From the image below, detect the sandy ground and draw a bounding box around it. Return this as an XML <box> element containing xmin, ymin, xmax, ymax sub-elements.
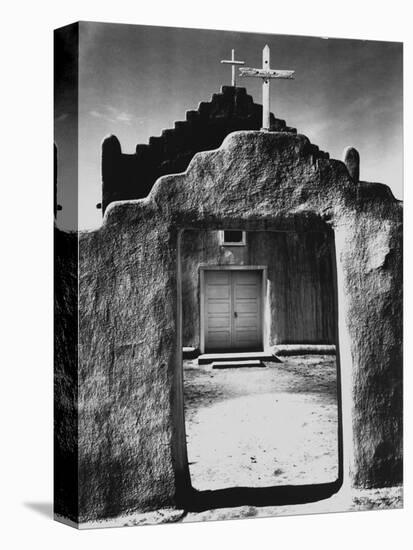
<box><xmin>184</xmin><ymin>355</ymin><xmax>339</xmax><ymax>491</ymax></box>
<box><xmin>73</xmin><ymin>355</ymin><xmax>403</xmax><ymax>529</ymax></box>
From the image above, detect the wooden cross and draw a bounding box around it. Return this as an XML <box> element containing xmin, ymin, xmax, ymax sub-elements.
<box><xmin>240</xmin><ymin>45</ymin><xmax>294</xmax><ymax>130</ymax></box>
<box><xmin>221</xmin><ymin>49</ymin><xmax>245</xmax><ymax>87</ymax></box>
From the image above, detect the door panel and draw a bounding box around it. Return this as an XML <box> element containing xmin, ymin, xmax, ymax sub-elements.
<box><xmin>204</xmin><ymin>270</ymin><xmax>262</xmax><ymax>352</ymax></box>
<box><xmin>205</xmin><ymin>271</ymin><xmax>232</xmax><ymax>350</ymax></box>
<box><xmin>232</xmin><ymin>271</ymin><xmax>262</xmax><ymax>350</ymax></box>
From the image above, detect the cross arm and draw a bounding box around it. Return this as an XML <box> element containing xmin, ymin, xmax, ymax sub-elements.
<box><xmin>269</xmin><ymin>69</ymin><xmax>295</xmax><ymax>79</ymax></box>
<box><xmin>239</xmin><ymin>67</ymin><xmax>295</xmax><ymax>79</ymax></box>
<box><xmin>221</xmin><ymin>59</ymin><xmax>245</xmax><ymax>65</ymax></box>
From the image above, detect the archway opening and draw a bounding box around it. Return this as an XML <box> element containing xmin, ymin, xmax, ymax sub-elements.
<box><xmin>177</xmin><ymin>226</ymin><xmax>343</xmax><ymax>509</ymax></box>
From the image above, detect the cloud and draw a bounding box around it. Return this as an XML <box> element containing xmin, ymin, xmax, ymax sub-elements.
<box><xmin>115</xmin><ymin>112</ymin><xmax>133</xmax><ymax>123</ymax></box>
<box><xmin>90</xmin><ymin>110</ymin><xmax>104</xmax><ymax>119</ymax></box>
<box><xmin>89</xmin><ymin>105</ymin><xmax>134</xmax><ymax>125</ymax></box>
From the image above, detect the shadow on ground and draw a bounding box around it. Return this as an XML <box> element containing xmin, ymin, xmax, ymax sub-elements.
<box><xmin>23</xmin><ymin>502</ymin><xmax>53</xmax><ymax>519</ymax></box>
<box><xmin>180</xmin><ymin>480</ymin><xmax>342</xmax><ymax>512</ymax></box>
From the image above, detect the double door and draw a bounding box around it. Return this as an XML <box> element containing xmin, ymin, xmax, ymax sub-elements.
<box><xmin>203</xmin><ymin>270</ymin><xmax>263</xmax><ymax>352</ymax></box>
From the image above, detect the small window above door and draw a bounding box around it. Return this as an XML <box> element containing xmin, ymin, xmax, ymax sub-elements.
<box><xmin>220</xmin><ymin>230</ymin><xmax>246</xmax><ymax>246</ymax></box>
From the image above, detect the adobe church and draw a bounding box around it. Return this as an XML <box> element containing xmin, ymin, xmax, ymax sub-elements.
<box><xmin>98</xmin><ymin>64</ymin><xmax>336</xmax><ymax>356</ymax></box>
<box><xmin>54</xmin><ymin>48</ymin><xmax>403</xmax><ymax>526</ymax></box>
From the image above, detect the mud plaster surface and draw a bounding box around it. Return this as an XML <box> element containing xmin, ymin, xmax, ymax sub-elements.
<box><xmin>184</xmin><ymin>355</ymin><xmax>339</xmax><ymax>491</ymax></box>
<box><xmin>69</xmin><ymin>131</ymin><xmax>402</xmax><ymax>522</ymax></box>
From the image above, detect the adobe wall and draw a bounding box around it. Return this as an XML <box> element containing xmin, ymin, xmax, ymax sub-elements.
<box><xmin>181</xmin><ymin>230</ymin><xmax>336</xmax><ymax>348</ymax></box>
<box><xmin>54</xmin><ymin>227</ymin><xmax>79</xmax><ymax>522</ymax></box>
<box><xmin>77</xmin><ymin>131</ymin><xmax>402</xmax><ymax>522</ymax></box>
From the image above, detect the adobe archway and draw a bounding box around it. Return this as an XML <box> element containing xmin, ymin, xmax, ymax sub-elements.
<box><xmin>71</xmin><ymin>130</ymin><xmax>402</xmax><ymax>523</ymax></box>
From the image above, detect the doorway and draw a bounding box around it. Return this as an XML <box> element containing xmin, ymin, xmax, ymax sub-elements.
<box><xmin>201</xmin><ymin>268</ymin><xmax>264</xmax><ymax>353</ymax></box>
<box><xmin>180</xmin><ymin>228</ymin><xmax>341</xmax><ymax>501</ymax></box>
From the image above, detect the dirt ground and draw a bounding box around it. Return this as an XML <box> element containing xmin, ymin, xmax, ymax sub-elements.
<box><xmin>80</xmin><ymin>355</ymin><xmax>403</xmax><ymax>529</ymax></box>
<box><xmin>184</xmin><ymin>355</ymin><xmax>339</xmax><ymax>491</ymax></box>
<box><xmin>76</xmin><ymin>354</ymin><xmax>403</xmax><ymax>529</ymax></box>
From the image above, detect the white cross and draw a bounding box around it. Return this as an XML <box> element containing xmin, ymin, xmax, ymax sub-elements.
<box><xmin>240</xmin><ymin>45</ymin><xmax>295</xmax><ymax>131</ymax></box>
<box><xmin>221</xmin><ymin>49</ymin><xmax>245</xmax><ymax>87</ymax></box>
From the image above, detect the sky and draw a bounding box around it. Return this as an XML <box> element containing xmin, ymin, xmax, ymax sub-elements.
<box><xmin>54</xmin><ymin>22</ymin><xmax>403</xmax><ymax>230</ymax></box>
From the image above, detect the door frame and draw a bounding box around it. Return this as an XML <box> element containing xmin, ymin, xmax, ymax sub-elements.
<box><xmin>199</xmin><ymin>265</ymin><xmax>268</xmax><ymax>354</ymax></box>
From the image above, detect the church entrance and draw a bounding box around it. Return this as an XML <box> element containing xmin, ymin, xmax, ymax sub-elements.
<box><xmin>201</xmin><ymin>268</ymin><xmax>264</xmax><ymax>353</ymax></box>
<box><xmin>180</xmin><ymin>227</ymin><xmax>341</xmax><ymax>503</ymax></box>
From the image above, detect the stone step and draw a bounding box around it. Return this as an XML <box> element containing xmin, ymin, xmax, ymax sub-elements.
<box><xmin>198</xmin><ymin>351</ymin><xmax>279</xmax><ymax>365</ymax></box>
<box><xmin>272</xmin><ymin>344</ymin><xmax>336</xmax><ymax>356</ymax></box>
<box><xmin>212</xmin><ymin>360</ymin><xmax>264</xmax><ymax>369</ymax></box>
<box><xmin>183</xmin><ymin>347</ymin><xmax>199</xmax><ymax>359</ymax></box>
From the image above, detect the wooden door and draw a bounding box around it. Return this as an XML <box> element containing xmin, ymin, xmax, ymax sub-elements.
<box><xmin>232</xmin><ymin>270</ymin><xmax>262</xmax><ymax>350</ymax></box>
<box><xmin>204</xmin><ymin>270</ymin><xmax>262</xmax><ymax>352</ymax></box>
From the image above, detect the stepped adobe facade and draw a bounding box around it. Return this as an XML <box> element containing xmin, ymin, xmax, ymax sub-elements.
<box><xmin>100</xmin><ymin>86</ymin><xmax>330</xmax><ymax>213</ymax></box>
